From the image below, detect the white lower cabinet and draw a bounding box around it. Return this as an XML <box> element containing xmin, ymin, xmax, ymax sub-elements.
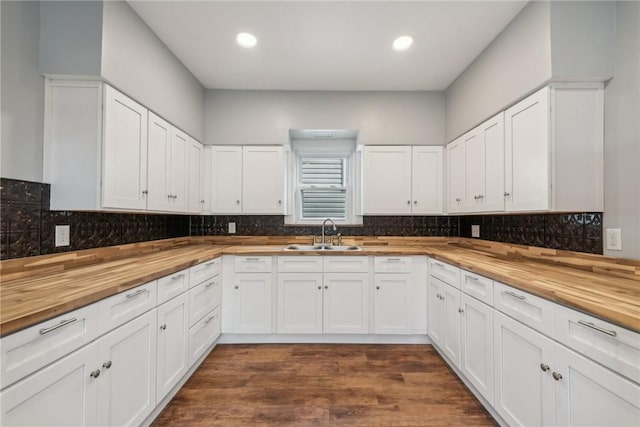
<box><xmin>494</xmin><ymin>311</ymin><xmax>555</xmax><ymax>427</ymax></box>
<box><xmin>188</xmin><ymin>307</ymin><xmax>221</xmax><ymax>365</ymax></box>
<box><xmin>323</xmin><ymin>273</ymin><xmax>369</xmax><ymax>334</ymax></box>
<box><xmin>460</xmin><ymin>293</ymin><xmax>494</xmax><ymax>405</ymax></box>
<box><xmin>96</xmin><ymin>310</ymin><xmax>157</xmax><ymax>427</ymax></box>
<box><xmin>277</xmin><ymin>273</ymin><xmax>323</xmax><ymax>334</ymax></box>
<box><xmin>233</xmin><ymin>273</ymin><xmax>273</xmax><ymax>333</ymax></box>
<box><xmin>428</xmin><ymin>276</ymin><xmax>462</xmax><ymax>368</ymax></box>
<box><xmin>554</xmin><ymin>344</ymin><xmax>640</xmax><ymax>427</ymax></box>
<box><xmin>1</xmin><ymin>342</ymin><xmax>99</xmax><ymax>427</ymax></box>
<box><xmin>156</xmin><ymin>293</ymin><xmax>189</xmax><ymax>402</ymax></box>
<box><xmin>374</xmin><ymin>274</ymin><xmax>412</xmax><ymax>334</ymax></box>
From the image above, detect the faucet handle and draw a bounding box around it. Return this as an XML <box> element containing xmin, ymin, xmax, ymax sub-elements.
<box><xmin>336</xmin><ymin>232</ymin><xmax>342</xmax><ymax>246</ymax></box>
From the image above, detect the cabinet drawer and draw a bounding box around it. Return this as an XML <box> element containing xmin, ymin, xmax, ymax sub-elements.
<box><xmin>428</xmin><ymin>258</ymin><xmax>461</xmax><ymax>288</ymax></box>
<box><xmin>323</xmin><ymin>256</ymin><xmax>369</xmax><ymax>273</ymax></box>
<box><xmin>188</xmin><ymin>307</ymin><xmax>220</xmax><ymax>365</ymax></box>
<box><xmin>157</xmin><ymin>270</ymin><xmax>189</xmax><ymax>304</ymax></box>
<box><xmin>0</xmin><ymin>304</ymin><xmax>99</xmax><ymax>389</ymax></box>
<box><xmin>555</xmin><ymin>305</ymin><xmax>640</xmax><ymax>384</ymax></box>
<box><xmin>188</xmin><ymin>276</ymin><xmax>221</xmax><ymax>327</ymax></box>
<box><xmin>234</xmin><ymin>256</ymin><xmax>272</xmax><ymax>273</ymax></box>
<box><xmin>97</xmin><ymin>281</ymin><xmax>157</xmax><ymax>335</ymax></box>
<box><xmin>460</xmin><ymin>271</ymin><xmax>493</xmax><ymax>306</ymax></box>
<box><xmin>190</xmin><ymin>257</ymin><xmax>221</xmax><ymax>288</ymax></box>
<box><xmin>493</xmin><ymin>282</ymin><xmax>555</xmax><ymax>337</ymax></box>
<box><xmin>374</xmin><ymin>256</ymin><xmax>412</xmax><ymax>273</ymax></box>
<box><xmin>277</xmin><ymin>256</ymin><xmax>323</xmax><ymax>273</ymax></box>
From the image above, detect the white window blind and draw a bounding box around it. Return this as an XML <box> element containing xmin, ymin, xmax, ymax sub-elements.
<box><xmin>300</xmin><ymin>158</ymin><xmax>347</xmax><ymax>219</ymax></box>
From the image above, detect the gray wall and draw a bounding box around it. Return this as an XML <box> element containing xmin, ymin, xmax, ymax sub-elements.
<box><xmin>205</xmin><ymin>90</ymin><xmax>445</xmax><ymax>146</ymax></box>
<box><xmin>1</xmin><ymin>1</ymin><xmax>45</xmax><ymax>182</ymax></box>
<box><xmin>101</xmin><ymin>1</ymin><xmax>205</xmax><ymax>141</ymax></box>
<box><xmin>445</xmin><ymin>1</ymin><xmax>552</xmax><ymax>141</ymax></box>
<box><xmin>603</xmin><ymin>1</ymin><xmax>640</xmax><ymax>259</ymax></box>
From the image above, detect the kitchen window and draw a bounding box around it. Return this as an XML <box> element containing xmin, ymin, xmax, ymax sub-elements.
<box><xmin>286</xmin><ymin>140</ymin><xmax>362</xmax><ymax>225</ymax></box>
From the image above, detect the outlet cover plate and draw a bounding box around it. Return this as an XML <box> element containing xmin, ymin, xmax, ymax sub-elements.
<box><xmin>228</xmin><ymin>222</ymin><xmax>236</xmax><ymax>234</ymax></box>
<box><xmin>55</xmin><ymin>225</ymin><xmax>70</xmax><ymax>247</ymax></box>
<box><xmin>605</xmin><ymin>228</ymin><xmax>622</xmax><ymax>251</ymax></box>
<box><xmin>471</xmin><ymin>225</ymin><xmax>480</xmax><ymax>238</ymax></box>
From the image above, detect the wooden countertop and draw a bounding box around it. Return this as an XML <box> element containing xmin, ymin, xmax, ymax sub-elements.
<box><xmin>1</xmin><ymin>239</ymin><xmax>639</xmax><ymax>337</ymax></box>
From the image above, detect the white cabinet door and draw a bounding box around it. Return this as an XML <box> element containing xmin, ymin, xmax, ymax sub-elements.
<box><xmin>446</xmin><ymin>137</ymin><xmax>466</xmax><ymax>213</ymax></box>
<box><xmin>323</xmin><ymin>273</ymin><xmax>369</xmax><ymax>334</ymax></box>
<box><xmin>146</xmin><ymin>112</ymin><xmax>172</xmax><ymax>211</ymax></box>
<box><xmin>277</xmin><ymin>273</ymin><xmax>323</xmax><ymax>334</ymax></box>
<box><xmin>463</xmin><ymin>130</ymin><xmax>483</xmax><ymax>212</ymax></box>
<box><xmin>169</xmin><ymin>128</ymin><xmax>188</xmax><ymax>212</ymax></box>
<box><xmin>460</xmin><ymin>294</ymin><xmax>494</xmax><ymax>405</ymax></box>
<box><xmin>442</xmin><ymin>282</ymin><xmax>462</xmax><ymax>368</ymax></box>
<box><xmin>480</xmin><ymin>112</ymin><xmax>505</xmax><ymax>212</ymax></box>
<box><xmin>96</xmin><ymin>310</ymin><xmax>157</xmax><ymax>427</ymax></box>
<box><xmin>233</xmin><ymin>273</ymin><xmax>273</xmax><ymax>333</ymax></box>
<box><xmin>427</xmin><ymin>277</ymin><xmax>444</xmax><ymax>347</ymax></box>
<box><xmin>374</xmin><ymin>274</ymin><xmax>412</xmax><ymax>334</ymax></box>
<box><xmin>201</xmin><ymin>146</ymin><xmax>212</xmax><ymax>213</ymax></box>
<box><xmin>411</xmin><ymin>146</ymin><xmax>443</xmax><ymax>214</ymax></box>
<box><xmin>554</xmin><ymin>344</ymin><xmax>640</xmax><ymax>427</ymax></box>
<box><xmin>242</xmin><ymin>146</ymin><xmax>284</xmax><ymax>214</ymax></box>
<box><xmin>102</xmin><ymin>84</ymin><xmax>148</xmax><ymax>210</ymax></box>
<box><xmin>156</xmin><ymin>293</ymin><xmax>188</xmax><ymax>401</ymax></box>
<box><xmin>187</xmin><ymin>138</ymin><xmax>203</xmax><ymax>213</ymax></box>
<box><xmin>505</xmin><ymin>86</ymin><xmax>550</xmax><ymax>211</ymax></box>
<box><xmin>211</xmin><ymin>146</ymin><xmax>243</xmax><ymax>213</ymax></box>
<box><xmin>0</xmin><ymin>342</ymin><xmax>98</xmax><ymax>427</ymax></box>
<box><xmin>363</xmin><ymin>146</ymin><xmax>412</xmax><ymax>214</ymax></box>
<box><xmin>494</xmin><ymin>311</ymin><xmax>555</xmax><ymax>427</ymax></box>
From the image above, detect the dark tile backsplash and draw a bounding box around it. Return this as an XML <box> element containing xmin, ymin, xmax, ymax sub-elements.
<box><xmin>1</xmin><ymin>178</ymin><xmax>603</xmax><ymax>260</ymax></box>
<box><xmin>0</xmin><ymin>178</ymin><xmax>190</xmax><ymax>260</ymax></box>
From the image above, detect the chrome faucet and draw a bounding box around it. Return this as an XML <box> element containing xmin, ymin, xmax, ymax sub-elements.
<box><xmin>321</xmin><ymin>218</ymin><xmax>337</xmax><ymax>246</ymax></box>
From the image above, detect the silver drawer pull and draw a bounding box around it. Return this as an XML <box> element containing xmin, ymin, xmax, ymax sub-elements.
<box><xmin>171</xmin><ymin>273</ymin><xmax>185</xmax><ymax>280</ymax></box>
<box><xmin>433</xmin><ymin>262</ymin><xmax>444</xmax><ymax>267</ymax></box>
<box><xmin>577</xmin><ymin>320</ymin><xmax>617</xmax><ymax>337</ymax></box>
<box><xmin>126</xmin><ymin>289</ymin><xmax>147</xmax><ymax>299</ymax></box>
<box><xmin>465</xmin><ymin>276</ymin><xmax>479</xmax><ymax>282</ymax></box>
<box><xmin>385</xmin><ymin>258</ymin><xmax>402</xmax><ymax>262</ymax></box>
<box><xmin>205</xmin><ymin>261</ymin><xmax>218</xmax><ymax>267</ymax></box>
<box><xmin>205</xmin><ymin>281</ymin><xmax>216</xmax><ymax>288</ymax></box>
<box><xmin>39</xmin><ymin>317</ymin><xmax>78</xmax><ymax>335</ymax></box>
<box><xmin>503</xmin><ymin>290</ymin><xmax>526</xmax><ymax>300</ymax></box>
<box><xmin>244</xmin><ymin>258</ymin><xmax>261</xmax><ymax>262</ymax></box>
<box><xmin>205</xmin><ymin>316</ymin><xmax>216</xmax><ymax>324</ymax></box>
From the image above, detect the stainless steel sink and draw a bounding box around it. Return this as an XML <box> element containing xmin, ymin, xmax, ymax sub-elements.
<box><xmin>283</xmin><ymin>244</ymin><xmax>362</xmax><ymax>252</ymax></box>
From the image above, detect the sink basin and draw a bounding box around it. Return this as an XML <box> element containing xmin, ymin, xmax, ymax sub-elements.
<box><xmin>283</xmin><ymin>244</ymin><xmax>362</xmax><ymax>252</ymax></box>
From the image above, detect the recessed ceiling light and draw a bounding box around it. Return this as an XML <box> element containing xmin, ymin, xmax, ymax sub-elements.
<box><xmin>236</xmin><ymin>32</ymin><xmax>257</xmax><ymax>48</ymax></box>
<box><xmin>393</xmin><ymin>36</ymin><xmax>413</xmax><ymax>52</ymax></box>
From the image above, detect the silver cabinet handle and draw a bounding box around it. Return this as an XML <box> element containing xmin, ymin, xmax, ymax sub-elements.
<box><xmin>503</xmin><ymin>290</ymin><xmax>526</xmax><ymax>300</ymax></box>
<box><xmin>244</xmin><ymin>258</ymin><xmax>261</xmax><ymax>261</ymax></box>
<box><xmin>324</xmin><ymin>286</ymin><xmax>328</xmax><ymax>289</ymax></box>
<box><xmin>552</xmin><ymin>372</ymin><xmax>563</xmax><ymax>381</ymax></box>
<box><xmin>205</xmin><ymin>260</ymin><xmax>217</xmax><ymax>266</ymax></box>
<box><xmin>39</xmin><ymin>317</ymin><xmax>78</xmax><ymax>335</ymax></box>
<box><xmin>205</xmin><ymin>281</ymin><xmax>216</xmax><ymax>288</ymax></box>
<box><xmin>407</xmin><ymin>200</ymin><xmax>411</xmax><ymax>205</ymax></box>
<box><xmin>160</xmin><ymin>324</ymin><xmax>167</xmax><ymax>330</ymax></box>
<box><xmin>376</xmin><ymin>286</ymin><xmax>380</xmax><ymax>290</ymax></box>
<box><xmin>577</xmin><ymin>320</ymin><xmax>617</xmax><ymax>337</ymax></box>
<box><xmin>142</xmin><ymin>190</ymin><xmax>148</xmax><ymax>195</ymax></box>
<box><xmin>473</xmin><ymin>195</ymin><xmax>478</xmax><ymax>200</ymax></box>
<box><xmin>278</xmin><ymin>200</ymin><xmax>282</xmax><ymax>204</ymax></box>
<box><xmin>458</xmin><ymin>308</ymin><xmax>464</xmax><ymax>313</ymax></box>
<box><xmin>317</xmin><ymin>286</ymin><xmax>322</xmax><ymax>290</ymax></box>
<box><xmin>236</xmin><ymin>200</ymin><xmax>240</xmax><ymax>204</ymax></box>
<box><xmin>90</xmin><ymin>369</ymin><xmax>101</xmax><ymax>379</ymax></box>
<box><xmin>385</xmin><ymin>258</ymin><xmax>402</xmax><ymax>262</ymax></box>
<box><xmin>540</xmin><ymin>363</ymin><xmax>550</xmax><ymax>372</ymax></box>
<box><xmin>465</xmin><ymin>275</ymin><xmax>479</xmax><ymax>282</ymax></box>
<box><xmin>234</xmin><ymin>285</ymin><xmax>239</xmax><ymax>289</ymax></box>
<box><xmin>455</xmin><ymin>198</ymin><xmax>461</xmax><ymax>202</ymax></box>
<box><xmin>478</xmin><ymin>195</ymin><xmax>484</xmax><ymax>199</ymax></box>
<box><xmin>171</xmin><ymin>273</ymin><xmax>185</xmax><ymax>280</ymax></box>
<box><xmin>504</xmin><ymin>192</ymin><xmax>511</xmax><ymax>197</ymax></box>
<box><xmin>126</xmin><ymin>289</ymin><xmax>147</xmax><ymax>299</ymax></box>
<box><xmin>102</xmin><ymin>361</ymin><xmax>112</xmax><ymax>369</ymax></box>
<box><xmin>205</xmin><ymin>316</ymin><xmax>216</xmax><ymax>324</ymax></box>
<box><xmin>414</xmin><ymin>200</ymin><xmax>417</xmax><ymax>204</ymax></box>
<box><xmin>433</xmin><ymin>262</ymin><xmax>444</xmax><ymax>267</ymax></box>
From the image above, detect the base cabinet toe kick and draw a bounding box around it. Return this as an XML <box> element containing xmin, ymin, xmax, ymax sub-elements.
<box><xmin>427</xmin><ymin>259</ymin><xmax>640</xmax><ymax>427</ymax></box>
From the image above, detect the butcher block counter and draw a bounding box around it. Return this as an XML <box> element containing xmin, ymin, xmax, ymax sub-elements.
<box><xmin>1</xmin><ymin>236</ymin><xmax>639</xmax><ymax>336</ymax></box>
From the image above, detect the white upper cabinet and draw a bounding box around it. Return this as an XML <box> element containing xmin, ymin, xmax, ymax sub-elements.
<box><xmin>147</xmin><ymin>112</ymin><xmax>173</xmax><ymax>211</ymax></box>
<box><xmin>505</xmin><ymin>84</ymin><xmax>604</xmax><ymax>212</ymax></box>
<box><xmin>364</xmin><ymin>145</ymin><xmax>442</xmax><ymax>215</ymax></box>
<box><xmin>363</xmin><ymin>146</ymin><xmax>412</xmax><ymax>214</ymax></box>
<box><xmin>447</xmin><ymin>112</ymin><xmax>504</xmax><ymax>213</ymax></box>
<box><xmin>168</xmin><ymin>128</ymin><xmax>188</xmax><ymax>212</ymax></box>
<box><xmin>187</xmin><ymin>138</ymin><xmax>204</xmax><ymax>213</ymax></box>
<box><xmin>242</xmin><ymin>146</ymin><xmax>285</xmax><ymax>214</ymax></box>
<box><xmin>201</xmin><ymin>146</ymin><xmax>212</xmax><ymax>214</ymax></box>
<box><xmin>411</xmin><ymin>147</ymin><xmax>444</xmax><ymax>214</ymax></box>
<box><xmin>102</xmin><ymin>85</ymin><xmax>149</xmax><ymax>210</ymax></box>
<box><xmin>211</xmin><ymin>146</ymin><xmax>243</xmax><ymax>213</ymax></box>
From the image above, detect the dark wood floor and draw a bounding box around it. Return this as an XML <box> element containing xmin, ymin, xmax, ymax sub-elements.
<box><xmin>152</xmin><ymin>344</ymin><xmax>497</xmax><ymax>426</ymax></box>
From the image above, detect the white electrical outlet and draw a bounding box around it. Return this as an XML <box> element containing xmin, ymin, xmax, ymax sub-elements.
<box><xmin>228</xmin><ymin>222</ymin><xmax>236</xmax><ymax>234</ymax></box>
<box><xmin>605</xmin><ymin>228</ymin><xmax>622</xmax><ymax>251</ymax></box>
<box><xmin>471</xmin><ymin>225</ymin><xmax>480</xmax><ymax>238</ymax></box>
<box><xmin>55</xmin><ymin>225</ymin><xmax>70</xmax><ymax>247</ymax></box>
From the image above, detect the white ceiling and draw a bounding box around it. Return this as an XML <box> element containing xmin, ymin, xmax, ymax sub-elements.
<box><xmin>128</xmin><ymin>1</ymin><xmax>528</xmax><ymax>91</ymax></box>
